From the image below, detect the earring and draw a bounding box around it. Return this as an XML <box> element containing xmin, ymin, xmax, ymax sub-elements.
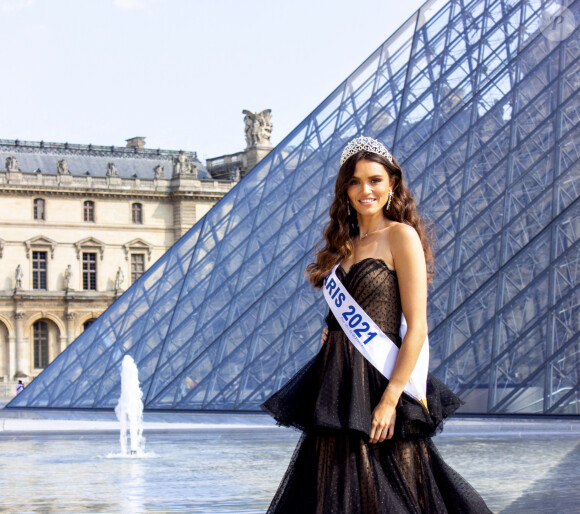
<box><xmin>348</xmin><ymin>201</ymin><xmax>357</xmax><ymax>234</ymax></box>
<box><xmin>386</xmin><ymin>190</ymin><xmax>393</xmax><ymax>211</ymax></box>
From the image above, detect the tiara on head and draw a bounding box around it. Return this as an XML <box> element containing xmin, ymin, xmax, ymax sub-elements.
<box><xmin>340</xmin><ymin>136</ymin><xmax>393</xmax><ymax>166</ymax></box>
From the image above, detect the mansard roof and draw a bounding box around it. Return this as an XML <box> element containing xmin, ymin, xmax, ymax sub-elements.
<box><xmin>0</xmin><ymin>139</ymin><xmax>212</xmax><ymax>179</ymax></box>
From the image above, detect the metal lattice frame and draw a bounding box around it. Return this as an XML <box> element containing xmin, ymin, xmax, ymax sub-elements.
<box><xmin>9</xmin><ymin>0</ymin><xmax>579</xmax><ymax>414</ymax></box>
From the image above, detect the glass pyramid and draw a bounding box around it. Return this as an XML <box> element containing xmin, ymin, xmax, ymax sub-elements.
<box><xmin>9</xmin><ymin>0</ymin><xmax>579</xmax><ymax>414</ymax></box>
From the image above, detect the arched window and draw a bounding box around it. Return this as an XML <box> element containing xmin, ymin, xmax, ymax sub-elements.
<box><xmin>83</xmin><ymin>319</ymin><xmax>96</xmax><ymax>331</ymax></box>
<box><xmin>132</xmin><ymin>203</ymin><xmax>143</xmax><ymax>224</ymax></box>
<box><xmin>83</xmin><ymin>200</ymin><xmax>95</xmax><ymax>222</ymax></box>
<box><xmin>33</xmin><ymin>320</ymin><xmax>49</xmax><ymax>369</ymax></box>
<box><xmin>33</xmin><ymin>198</ymin><xmax>45</xmax><ymax>220</ymax></box>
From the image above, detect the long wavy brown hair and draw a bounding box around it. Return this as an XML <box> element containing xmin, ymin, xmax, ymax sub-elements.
<box><xmin>306</xmin><ymin>150</ymin><xmax>434</xmax><ymax>288</ymax></box>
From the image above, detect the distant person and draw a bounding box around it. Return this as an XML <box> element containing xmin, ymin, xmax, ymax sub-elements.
<box><xmin>262</xmin><ymin>136</ymin><xmax>491</xmax><ymax>513</ymax></box>
<box><xmin>16</xmin><ymin>380</ymin><xmax>24</xmax><ymax>394</ymax></box>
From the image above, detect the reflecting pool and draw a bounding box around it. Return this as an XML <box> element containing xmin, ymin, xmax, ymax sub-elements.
<box><xmin>1</xmin><ymin>423</ymin><xmax>579</xmax><ymax>513</ymax></box>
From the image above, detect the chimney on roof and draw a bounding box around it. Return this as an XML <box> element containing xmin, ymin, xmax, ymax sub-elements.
<box><xmin>126</xmin><ymin>137</ymin><xmax>146</xmax><ymax>149</ymax></box>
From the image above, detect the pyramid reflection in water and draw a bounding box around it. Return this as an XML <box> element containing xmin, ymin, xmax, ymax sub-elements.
<box><xmin>9</xmin><ymin>0</ymin><xmax>580</xmax><ymax>414</ymax></box>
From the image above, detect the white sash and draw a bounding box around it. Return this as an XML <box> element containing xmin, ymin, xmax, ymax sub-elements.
<box><xmin>323</xmin><ymin>264</ymin><xmax>429</xmax><ymax>407</ymax></box>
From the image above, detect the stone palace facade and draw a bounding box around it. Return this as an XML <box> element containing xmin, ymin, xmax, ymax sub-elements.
<box><xmin>0</xmin><ymin>137</ymin><xmax>236</xmax><ymax>388</ymax></box>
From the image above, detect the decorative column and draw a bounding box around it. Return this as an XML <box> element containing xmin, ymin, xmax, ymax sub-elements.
<box><xmin>7</xmin><ymin>335</ymin><xmax>16</xmax><ymax>379</ymax></box>
<box><xmin>14</xmin><ymin>311</ymin><xmax>28</xmax><ymax>378</ymax></box>
<box><xmin>58</xmin><ymin>336</ymin><xmax>68</xmax><ymax>355</ymax></box>
<box><xmin>65</xmin><ymin>312</ymin><xmax>76</xmax><ymax>346</ymax></box>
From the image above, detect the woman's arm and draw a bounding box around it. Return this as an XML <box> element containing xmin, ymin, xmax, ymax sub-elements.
<box><xmin>320</xmin><ymin>327</ymin><xmax>329</xmax><ymax>345</ymax></box>
<box><xmin>369</xmin><ymin>223</ymin><xmax>428</xmax><ymax>443</ymax></box>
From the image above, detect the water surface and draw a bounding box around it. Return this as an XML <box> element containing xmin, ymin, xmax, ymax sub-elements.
<box><xmin>1</xmin><ymin>428</ymin><xmax>578</xmax><ymax>513</ymax></box>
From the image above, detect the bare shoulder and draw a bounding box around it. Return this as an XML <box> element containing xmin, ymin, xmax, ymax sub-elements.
<box><xmin>388</xmin><ymin>222</ymin><xmax>425</xmax><ymax>272</ymax></box>
<box><xmin>387</xmin><ymin>222</ymin><xmax>420</xmax><ymax>246</ymax></box>
<box><xmin>373</xmin><ymin>222</ymin><xmax>421</xmax><ymax>271</ymax></box>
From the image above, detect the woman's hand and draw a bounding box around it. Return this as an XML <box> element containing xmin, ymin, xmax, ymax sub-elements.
<box><xmin>320</xmin><ymin>327</ymin><xmax>329</xmax><ymax>345</ymax></box>
<box><xmin>369</xmin><ymin>400</ymin><xmax>397</xmax><ymax>443</ymax></box>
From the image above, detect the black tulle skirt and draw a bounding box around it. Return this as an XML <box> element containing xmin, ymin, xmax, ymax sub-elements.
<box><xmin>262</xmin><ymin>329</ymin><xmax>492</xmax><ymax>513</ymax></box>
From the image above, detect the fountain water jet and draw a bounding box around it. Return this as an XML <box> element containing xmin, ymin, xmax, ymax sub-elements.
<box><xmin>114</xmin><ymin>355</ymin><xmax>145</xmax><ymax>456</ymax></box>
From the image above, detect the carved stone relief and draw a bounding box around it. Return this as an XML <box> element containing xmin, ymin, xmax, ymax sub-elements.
<box><xmin>242</xmin><ymin>109</ymin><xmax>273</xmax><ymax>147</ymax></box>
<box><xmin>154</xmin><ymin>165</ymin><xmax>165</xmax><ymax>178</ymax></box>
<box><xmin>106</xmin><ymin>162</ymin><xmax>119</xmax><ymax>177</ymax></box>
<box><xmin>57</xmin><ymin>159</ymin><xmax>70</xmax><ymax>175</ymax></box>
<box><xmin>173</xmin><ymin>153</ymin><xmax>197</xmax><ymax>178</ymax></box>
<box><xmin>5</xmin><ymin>156</ymin><xmax>19</xmax><ymax>172</ymax></box>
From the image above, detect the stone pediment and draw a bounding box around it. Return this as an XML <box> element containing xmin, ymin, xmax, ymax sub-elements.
<box><xmin>24</xmin><ymin>235</ymin><xmax>57</xmax><ymax>259</ymax></box>
<box><xmin>123</xmin><ymin>238</ymin><xmax>153</xmax><ymax>261</ymax></box>
<box><xmin>74</xmin><ymin>237</ymin><xmax>105</xmax><ymax>260</ymax></box>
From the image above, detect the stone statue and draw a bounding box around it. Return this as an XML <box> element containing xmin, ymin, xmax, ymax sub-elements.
<box><xmin>57</xmin><ymin>158</ymin><xmax>70</xmax><ymax>175</ymax></box>
<box><xmin>242</xmin><ymin>109</ymin><xmax>273</xmax><ymax>147</ymax></box>
<box><xmin>154</xmin><ymin>165</ymin><xmax>165</xmax><ymax>179</ymax></box>
<box><xmin>106</xmin><ymin>162</ymin><xmax>118</xmax><ymax>177</ymax></box>
<box><xmin>172</xmin><ymin>153</ymin><xmax>197</xmax><ymax>178</ymax></box>
<box><xmin>5</xmin><ymin>156</ymin><xmax>19</xmax><ymax>172</ymax></box>
<box><xmin>15</xmin><ymin>265</ymin><xmax>23</xmax><ymax>289</ymax></box>
<box><xmin>64</xmin><ymin>264</ymin><xmax>72</xmax><ymax>291</ymax></box>
<box><xmin>115</xmin><ymin>266</ymin><xmax>124</xmax><ymax>291</ymax></box>
<box><xmin>230</xmin><ymin>168</ymin><xmax>241</xmax><ymax>182</ymax></box>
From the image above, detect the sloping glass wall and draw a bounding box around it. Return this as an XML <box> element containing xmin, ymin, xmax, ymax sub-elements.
<box><xmin>9</xmin><ymin>0</ymin><xmax>579</xmax><ymax>414</ymax></box>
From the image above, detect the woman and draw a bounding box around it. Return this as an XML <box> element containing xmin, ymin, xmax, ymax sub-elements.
<box><xmin>262</xmin><ymin>136</ymin><xmax>492</xmax><ymax>513</ymax></box>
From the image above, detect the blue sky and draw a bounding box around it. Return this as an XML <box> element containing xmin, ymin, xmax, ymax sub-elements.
<box><xmin>0</xmin><ymin>0</ymin><xmax>425</xmax><ymax>160</ymax></box>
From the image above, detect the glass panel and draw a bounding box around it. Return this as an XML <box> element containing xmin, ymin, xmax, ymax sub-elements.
<box><xmin>551</xmin><ymin>289</ymin><xmax>580</xmax><ymax>353</ymax></box>
<box><xmin>552</xmin><ymin>245</ymin><xmax>580</xmax><ymax>306</ymax></box>
<box><xmin>506</xmin><ymin>152</ymin><xmax>554</xmax><ymax>222</ymax></box>
<box><xmin>447</xmin><ymin>281</ymin><xmax>497</xmax><ymax>354</ymax></box>
<box><xmin>445</xmin><ymin>323</ymin><xmax>493</xmax><ymax>393</ymax></box>
<box><xmin>550</xmin><ymin>387</ymin><xmax>580</xmax><ymax>415</ymax></box>
<box><xmin>553</xmin><ymin>200</ymin><xmax>580</xmax><ymax>257</ymax></box>
<box><xmin>460</xmin><ymin>160</ymin><xmax>507</xmax><ymax>229</ymax></box>
<box><xmin>560</xmin><ymin>88</ymin><xmax>580</xmax><ymax>137</ymax></box>
<box><xmin>497</xmin><ymin>370</ymin><xmax>545</xmax><ymax>414</ymax></box>
<box><xmin>236</xmin><ymin>343</ymin><xmax>284</xmax><ymax>403</ymax></box>
<box><xmin>501</xmin><ymin>241</ymin><xmax>549</xmax><ymax>309</ymax></box>
<box><xmin>452</xmin><ymin>237</ymin><xmax>500</xmax><ymax>310</ymax></box>
<box><xmin>548</xmin><ymin>338</ymin><xmax>580</xmax><ymax>412</ymax></box>
<box><xmin>493</xmin><ymin>318</ymin><xmax>548</xmax><ymax>406</ymax></box>
<box><xmin>497</xmin><ymin>273</ymin><xmax>549</xmax><ymax>354</ymax></box>
<box><xmin>456</xmin><ymin>369</ymin><xmax>490</xmax><ymax>414</ymax></box>
<box><xmin>503</xmin><ymin>185</ymin><xmax>553</xmax><ymax>262</ymax></box>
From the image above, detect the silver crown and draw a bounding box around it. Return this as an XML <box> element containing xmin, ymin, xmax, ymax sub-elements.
<box><xmin>340</xmin><ymin>136</ymin><xmax>393</xmax><ymax>166</ymax></box>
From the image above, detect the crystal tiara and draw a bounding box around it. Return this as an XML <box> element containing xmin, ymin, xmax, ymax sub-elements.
<box><xmin>340</xmin><ymin>136</ymin><xmax>393</xmax><ymax>165</ymax></box>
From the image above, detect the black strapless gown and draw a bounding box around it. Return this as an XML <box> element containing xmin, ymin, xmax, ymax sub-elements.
<box><xmin>262</xmin><ymin>258</ymin><xmax>492</xmax><ymax>513</ymax></box>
